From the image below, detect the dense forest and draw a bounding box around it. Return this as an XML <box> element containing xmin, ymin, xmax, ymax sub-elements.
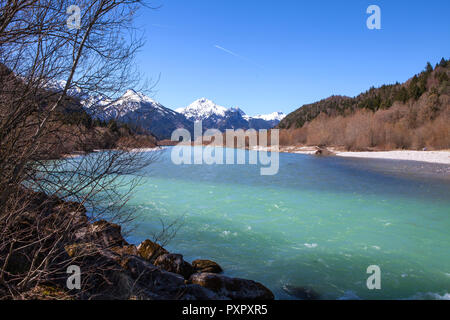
<box><xmin>278</xmin><ymin>58</ymin><xmax>449</xmax><ymax>150</ymax></box>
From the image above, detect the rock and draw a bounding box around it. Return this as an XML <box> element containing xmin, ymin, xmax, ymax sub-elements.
<box><xmin>192</xmin><ymin>259</ymin><xmax>223</xmax><ymax>274</ymax></box>
<box><xmin>118</xmin><ymin>254</ymin><xmax>185</xmax><ymax>285</ymax></box>
<box><xmin>50</xmin><ymin>242</ymin><xmax>223</xmax><ymax>300</ymax></box>
<box><xmin>88</xmin><ymin>220</ymin><xmax>128</xmax><ymax>247</ymax></box>
<box><xmin>54</xmin><ymin>201</ymin><xmax>88</xmax><ymax>226</ymax></box>
<box><xmin>64</xmin><ymin>242</ymin><xmax>97</xmax><ymax>258</ymax></box>
<box><xmin>106</xmin><ymin>254</ymin><xmax>222</xmax><ymax>300</ymax></box>
<box><xmin>314</xmin><ymin>147</ymin><xmax>335</xmax><ymax>156</ymax></box>
<box><xmin>111</xmin><ymin>245</ymin><xmax>139</xmax><ymax>257</ymax></box>
<box><xmin>189</xmin><ymin>273</ymin><xmax>274</xmax><ymax>300</ymax></box>
<box><xmin>137</xmin><ymin>239</ymin><xmax>168</xmax><ymax>263</ymax></box>
<box><xmin>154</xmin><ymin>253</ymin><xmax>195</xmax><ymax>279</ymax></box>
<box><xmin>178</xmin><ymin>284</ymin><xmax>227</xmax><ymax>300</ymax></box>
<box><xmin>282</xmin><ymin>285</ymin><xmax>320</xmax><ymax>300</ymax></box>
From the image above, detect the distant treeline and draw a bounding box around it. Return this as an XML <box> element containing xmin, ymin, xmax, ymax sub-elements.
<box><xmin>49</xmin><ymin>108</ymin><xmax>158</xmax><ymax>157</ymax></box>
<box><xmin>277</xmin><ymin>58</ymin><xmax>450</xmax><ymax>150</ymax></box>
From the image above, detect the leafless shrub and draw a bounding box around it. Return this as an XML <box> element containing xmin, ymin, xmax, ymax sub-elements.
<box><xmin>279</xmin><ymin>92</ymin><xmax>449</xmax><ymax>151</ymax></box>
<box><xmin>149</xmin><ymin>215</ymin><xmax>185</xmax><ymax>247</ymax></box>
<box><xmin>0</xmin><ymin>0</ymin><xmax>161</xmax><ymax>299</ymax></box>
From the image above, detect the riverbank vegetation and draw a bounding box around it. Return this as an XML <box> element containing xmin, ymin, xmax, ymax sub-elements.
<box><xmin>278</xmin><ymin>59</ymin><xmax>450</xmax><ymax>150</ymax></box>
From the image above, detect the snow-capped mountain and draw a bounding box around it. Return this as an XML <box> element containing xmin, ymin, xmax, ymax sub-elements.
<box><xmin>84</xmin><ymin>89</ymin><xmax>193</xmax><ymax>140</ymax></box>
<box><xmin>175</xmin><ymin>98</ymin><xmax>247</xmax><ymax>131</ymax></box>
<box><xmin>176</xmin><ymin>98</ymin><xmax>285</xmax><ymax>131</ymax></box>
<box><xmin>175</xmin><ymin>98</ymin><xmax>228</xmax><ymax>121</ymax></box>
<box><xmin>251</xmin><ymin>111</ymin><xmax>286</xmax><ymax>122</ymax></box>
<box><xmin>51</xmin><ymin>82</ymin><xmax>285</xmax><ymax>139</ymax></box>
<box><xmin>85</xmin><ymin>89</ymin><xmax>179</xmax><ymax>119</ymax></box>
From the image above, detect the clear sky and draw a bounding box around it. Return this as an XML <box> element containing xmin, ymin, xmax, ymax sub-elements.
<box><xmin>134</xmin><ymin>0</ymin><xmax>450</xmax><ymax>116</ymax></box>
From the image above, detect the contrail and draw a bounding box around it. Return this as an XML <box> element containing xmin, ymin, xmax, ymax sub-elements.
<box><xmin>214</xmin><ymin>45</ymin><xmax>263</xmax><ymax>69</ymax></box>
<box><xmin>214</xmin><ymin>45</ymin><xmax>241</xmax><ymax>58</ymax></box>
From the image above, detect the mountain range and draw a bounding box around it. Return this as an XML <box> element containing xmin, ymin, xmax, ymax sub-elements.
<box><xmin>82</xmin><ymin>91</ymin><xmax>285</xmax><ymax>140</ymax></box>
<box><xmin>176</xmin><ymin>98</ymin><xmax>285</xmax><ymax>133</ymax></box>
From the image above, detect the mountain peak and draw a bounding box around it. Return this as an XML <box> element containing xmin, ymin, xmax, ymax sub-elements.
<box><xmin>121</xmin><ymin>89</ymin><xmax>156</xmax><ymax>104</ymax></box>
<box><xmin>176</xmin><ymin>98</ymin><xmax>228</xmax><ymax>120</ymax></box>
<box><xmin>230</xmin><ymin>106</ymin><xmax>246</xmax><ymax>116</ymax></box>
<box><xmin>176</xmin><ymin>98</ymin><xmax>286</xmax><ymax>126</ymax></box>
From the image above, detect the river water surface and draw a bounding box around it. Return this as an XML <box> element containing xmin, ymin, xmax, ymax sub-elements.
<box><xmin>122</xmin><ymin>147</ymin><xmax>450</xmax><ymax>300</ymax></box>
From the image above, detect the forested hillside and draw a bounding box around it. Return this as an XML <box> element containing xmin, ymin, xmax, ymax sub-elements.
<box><xmin>278</xmin><ymin>58</ymin><xmax>450</xmax><ymax>150</ymax></box>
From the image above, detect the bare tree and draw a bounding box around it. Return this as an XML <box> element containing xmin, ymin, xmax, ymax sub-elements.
<box><xmin>0</xmin><ymin>0</ymin><xmax>159</xmax><ymax>299</ymax></box>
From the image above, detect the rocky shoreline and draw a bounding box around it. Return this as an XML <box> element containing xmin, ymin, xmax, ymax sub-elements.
<box><xmin>24</xmin><ymin>192</ymin><xmax>274</xmax><ymax>300</ymax></box>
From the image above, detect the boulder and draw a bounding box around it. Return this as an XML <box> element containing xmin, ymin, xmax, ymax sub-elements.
<box><xmin>111</xmin><ymin>245</ymin><xmax>139</xmax><ymax>257</ymax></box>
<box><xmin>189</xmin><ymin>273</ymin><xmax>274</xmax><ymax>300</ymax></box>
<box><xmin>192</xmin><ymin>259</ymin><xmax>223</xmax><ymax>274</ymax></box>
<box><xmin>154</xmin><ymin>253</ymin><xmax>195</xmax><ymax>279</ymax></box>
<box><xmin>110</xmin><ymin>254</ymin><xmax>222</xmax><ymax>300</ymax></box>
<box><xmin>88</xmin><ymin>220</ymin><xmax>128</xmax><ymax>247</ymax></box>
<box><xmin>314</xmin><ymin>147</ymin><xmax>335</xmax><ymax>156</ymax></box>
<box><xmin>62</xmin><ymin>244</ymin><xmax>220</xmax><ymax>300</ymax></box>
<box><xmin>137</xmin><ymin>239</ymin><xmax>168</xmax><ymax>263</ymax></box>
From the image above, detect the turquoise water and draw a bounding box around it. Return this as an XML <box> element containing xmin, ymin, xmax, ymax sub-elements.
<box><xmin>123</xmin><ymin>147</ymin><xmax>450</xmax><ymax>300</ymax></box>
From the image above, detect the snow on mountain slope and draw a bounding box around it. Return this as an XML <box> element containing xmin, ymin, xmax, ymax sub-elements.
<box><xmin>175</xmin><ymin>98</ymin><xmax>228</xmax><ymax>121</ymax></box>
<box><xmin>96</xmin><ymin>89</ymin><xmax>179</xmax><ymax>119</ymax></box>
<box><xmin>177</xmin><ymin>98</ymin><xmax>285</xmax><ymax>130</ymax></box>
<box><xmin>44</xmin><ymin>79</ymin><xmax>86</xmax><ymax>99</ymax></box>
<box><xmin>178</xmin><ymin>98</ymin><xmax>285</xmax><ymax>121</ymax></box>
<box><xmin>83</xmin><ymin>89</ymin><xmax>193</xmax><ymax>140</ymax></box>
<box><xmin>55</xmin><ymin>84</ymin><xmax>285</xmax><ymax>138</ymax></box>
<box><xmin>251</xmin><ymin>111</ymin><xmax>286</xmax><ymax>121</ymax></box>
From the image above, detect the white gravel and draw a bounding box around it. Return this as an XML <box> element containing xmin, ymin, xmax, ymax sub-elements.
<box><xmin>335</xmin><ymin>150</ymin><xmax>450</xmax><ymax>165</ymax></box>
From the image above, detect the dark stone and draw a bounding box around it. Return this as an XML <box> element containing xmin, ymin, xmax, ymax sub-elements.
<box><xmin>137</xmin><ymin>239</ymin><xmax>168</xmax><ymax>263</ymax></box>
<box><xmin>189</xmin><ymin>273</ymin><xmax>274</xmax><ymax>300</ymax></box>
<box><xmin>192</xmin><ymin>259</ymin><xmax>223</xmax><ymax>274</ymax></box>
<box><xmin>111</xmin><ymin>245</ymin><xmax>139</xmax><ymax>257</ymax></box>
<box><xmin>154</xmin><ymin>253</ymin><xmax>195</xmax><ymax>279</ymax></box>
<box><xmin>314</xmin><ymin>147</ymin><xmax>335</xmax><ymax>156</ymax></box>
<box><xmin>88</xmin><ymin>220</ymin><xmax>128</xmax><ymax>247</ymax></box>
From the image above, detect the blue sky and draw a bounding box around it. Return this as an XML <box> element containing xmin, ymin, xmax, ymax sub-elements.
<box><xmin>134</xmin><ymin>0</ymin><xmax>450</xmax><ymax>116</ymax></box>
